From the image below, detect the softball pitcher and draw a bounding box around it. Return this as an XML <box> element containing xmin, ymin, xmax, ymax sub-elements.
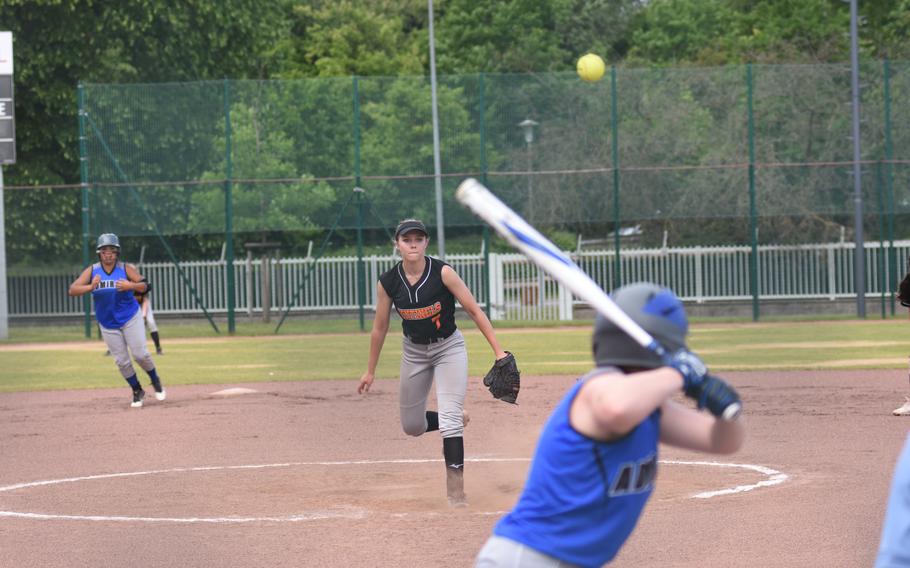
<box><xmin>358</xmin><ymin>219</ymin><xmax>509</xmax><ymax>506</ymax></box>
<box><xmin>69</xmin><ymin>234</ymin><xmax>166</xmax><ymax>408</ymax></box>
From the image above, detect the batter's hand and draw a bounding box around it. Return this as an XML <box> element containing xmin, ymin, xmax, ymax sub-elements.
<box><xmin>688</xmin><ymin>374</ymin><xmax>742</xmax><ymax>420</ymax></box>
<box><xmin>666</xmin><ymin>348</ymin><xmax>708</xmax><ymax>396</ymax></box>
<box><xmin>358</xmin><ymin>372</ymin><xmax>374</xmax><ymax>394</ymax></box>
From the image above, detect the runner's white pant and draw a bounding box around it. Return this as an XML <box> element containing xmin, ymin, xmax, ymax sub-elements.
<box><xmin>100</xmin><ymin>310</ymin><xmax>154</xmax><ymax>379</ymax></box>
<box><xmin>399</xmin><ymin>330</ymin><xmax>468</xmax><ymax>439</ymax></box>
<box><xmin>142</xmin><ymin>297</ymin><xmax>158</xmax><ymax>333</ymax></box>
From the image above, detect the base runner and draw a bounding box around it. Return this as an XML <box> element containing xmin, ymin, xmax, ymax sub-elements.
<box><xmin>358</xmin><ymin>219</ymin><xmax>510</xmax><ymax>506</ymax></box>
<box><xmin>69</xmin><ymin>233</ymin><xmax>166</xmax><ymax>408</ymax></box>
<box><xmin>475</xmin><ymin>283</ymin><xmax>744</xmax><ymax>567</ymax></box>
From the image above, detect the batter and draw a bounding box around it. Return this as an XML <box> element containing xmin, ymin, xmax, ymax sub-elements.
<box><xmin>358</xmin><ymin>219</ymin><xmax>510</xmax><ymax>506</ymax></box>
<box><xmin>474</xmin><ymin>283</ymin><xmax>745</xmax><ymax>567</ymax></box>
<box><xmin>69</xmin><ymin>233</ymin><xmax>166</xmax><ymax>408</ymax></box>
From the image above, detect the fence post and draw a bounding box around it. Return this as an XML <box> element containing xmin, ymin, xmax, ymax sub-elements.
<box><xmin>353</xmin><ymin>75</ymin><xmax>366</xmax><ymax>331</ymax></box>
<box><xmin>246</xmin><ymin>250</ymin><xmax>254</xmax><ymax>318</ymax></box>
<box><xmin>876</xmin><ymin>161</ymin><xmax>887</xmax><ymax>318</ymax></box>
<box><xmin>356</xmin><ymin>188</ymin><xmax>366</xmax><ymax>331</ymax></box>
<box><xmin>746</xmin><ymin>64</ymin><xmax>760</xmax><ymax>321</ymax></box>
<box><xmin>77</xmin><ymin>83</ymin><xmax>92</xmax><ymax>338</ymax></box>
<box><xmin>489</xmin><ymin>253</ymin><xmax>504</xmax><ymax>320</ymax></box>
<box><xmin>883</xmin><ymin>58</ymin><xmax>896</xmax><ymax>315</ymax></box>
<box><xmin>223</xmin><ymin>79</ymin><xmax>236</xmax><ymax>334</ymax></box>
<box><xmin>478</xmin><ymin>72</ymin><xmax>492</xmax><ymax>316</ymax></box>
<box><xmin>610</xmin><ymin>65</ymin><xmax>621</xmax><ymax>288</ymax></box>
<box><xmin>827</xmin><ymin>246</ymin><xmax>837</xmax><ymax>300</ymax></box>
<box><xmin>557</xmin><ymin>280</ymin><xmax>572</xmax><ymax>320</ymax></box>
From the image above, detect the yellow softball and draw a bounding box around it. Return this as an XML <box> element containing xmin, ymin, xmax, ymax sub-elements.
<box><xmin>577</xmin><ymin>53</ymin><xmax>606</xmax><ymax>82</ymax></box>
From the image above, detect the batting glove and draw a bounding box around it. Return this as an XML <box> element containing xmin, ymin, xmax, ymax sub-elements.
<box><xmin>689</xmin><ymin>374</ymin><xmax>743</xmax><ymax>420</ymax></box>
<box><xmin>666</xmin><ymin>348</ymin><xmax>709</xmax><ymax>396</ymax></box>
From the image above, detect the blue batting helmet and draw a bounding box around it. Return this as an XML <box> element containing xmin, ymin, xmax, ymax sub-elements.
<box><xmin>592</xmin><ymin>282</ymin><xmax>689</xmax><ymax>369</ymax></box>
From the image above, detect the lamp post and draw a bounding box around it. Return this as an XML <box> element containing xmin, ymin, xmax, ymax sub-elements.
<box><xmin>518</xmin><ymin>119</ymin><xmax>538</xmax><ymax>223</ymax></box>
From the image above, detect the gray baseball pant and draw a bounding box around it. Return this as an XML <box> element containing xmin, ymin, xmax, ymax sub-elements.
<box><xmin>399</xmin><ymin>329</ymin><xmax>468</xmax><ymax>439</ymax></box>
<box><xmin>100</xmin><ymin>310</ymin><xmax>155</xmax><ymax>379</ymax></box>
<box><xmin>475</xmin><ymin>536</ymin><xmax>579</xmax><ymax>568</ymax></box>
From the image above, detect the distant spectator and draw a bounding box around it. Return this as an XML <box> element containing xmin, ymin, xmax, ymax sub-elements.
<box><xmin>134</xmin><ymin>288</ymin><xmax>163</xmax><ymax>355</ymax></box>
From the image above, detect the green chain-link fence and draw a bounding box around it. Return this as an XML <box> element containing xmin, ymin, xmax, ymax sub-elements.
<box><xmin>6</xmin><ymin>61</ymin><xmax>910</xmax><ymax>330</ymax></box>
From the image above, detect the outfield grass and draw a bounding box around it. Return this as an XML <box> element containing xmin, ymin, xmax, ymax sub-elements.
<box><xmin>1</xmin><ymin>315</ymin><xmax>601</xmax><ymax>344</ymax></box>
<box><xmin>0</xmin><ymin>317</ymin><xmax>906</xmax><ymax>393</ymax></box>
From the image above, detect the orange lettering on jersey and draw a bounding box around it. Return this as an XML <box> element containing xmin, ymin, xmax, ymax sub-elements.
<box><xmin>431</xmin><ymin>314</ymin><xmax>441</xmax><ymax>329</ymax></box>
<box><xmin>398</xmin><ymin>301</ymin><xmax>442</xmax><ymax>321</ymax></box>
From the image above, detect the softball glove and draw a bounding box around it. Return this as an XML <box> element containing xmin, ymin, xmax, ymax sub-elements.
<box><xmin>483</xmin><ymin>352</ymin><xmax>520</xmax><ymax>404</ymax></box>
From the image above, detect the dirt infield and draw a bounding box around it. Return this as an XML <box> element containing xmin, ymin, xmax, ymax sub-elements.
<box><xmin>0</xmin><ymin>370</ymin><xmax>907</xmax><ymax>567</ymax></box>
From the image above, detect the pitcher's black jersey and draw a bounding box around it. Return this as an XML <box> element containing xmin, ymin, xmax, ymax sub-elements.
<box><xmin>379</xmin><ymin>256</ymin><xmax>457</xmax><ymax>341</ymax></box>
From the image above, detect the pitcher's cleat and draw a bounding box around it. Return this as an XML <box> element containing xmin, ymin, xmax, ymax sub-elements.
<box><xmin>446</xmin><ymin>467</ymin><xmax>467</xmax><ymax>507</ymax></box>
<box><xmin>131</xmin><ymin>389</ymin><xmax>145</xmax><ymax>408</ymax></box>
<box><xmin>893</xmin><ymin>398</ymin><xmax>910</xmax><ymax>416</ymax></box>
<box><xmin>154</xmin><ymin>389</ymin><xmax>167</xmax><ymax>402</ymax></box>
<box><xmin>448</xmin><ymin>494</ymin><xmax>468</xmax><ymax>508</ymax></box>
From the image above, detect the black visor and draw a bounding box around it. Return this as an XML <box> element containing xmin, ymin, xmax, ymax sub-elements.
<box><xmin>395</xmin><ymin>220</ymin><xmax>428</xmax><ymax>239</ymax></box>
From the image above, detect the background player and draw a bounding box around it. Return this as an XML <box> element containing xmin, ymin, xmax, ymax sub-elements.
<box><xmin>894</xmin><ymin>264</ymin><xmax>910</xmax><ymax>416</ymax></box>
<box><xmin>358</xmin><ymin>219</ymin><xmax>510</xmax><ymax>506</ymax></box>
<box><xmin>876</xmin><ymin>432</ymin><xmax>910</xmax><ymax>567</ymax></box>
<box><xmin>68</xmin><ymin>233</ymin><xmax>166</xmax><ymax>408</ymax></box>
<box><xmin>134</xmin><ymin>287</ymin><xmax>163</xmax><ymax>355</ymax></box>
<box><xmin>475</xmin><ymin>282</ymin><xmax>745</xmax><ymax>567</ymax></box>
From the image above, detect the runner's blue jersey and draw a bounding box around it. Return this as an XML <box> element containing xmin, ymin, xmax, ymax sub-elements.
<box><xmin>91</xmin><ymin>262</ymin><xmax>139</xmax><ymax>329</ymax></box>
<box><xmin>494</xmin><ymin>371</ymin><xmax>661</xmax><ymax>568</ymax></box>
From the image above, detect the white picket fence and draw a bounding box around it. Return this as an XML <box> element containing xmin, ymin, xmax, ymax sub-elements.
<box><xmin>9</xmin><ymin>240</ymin><xmax>909</xmax><ymax>320</ymax></box>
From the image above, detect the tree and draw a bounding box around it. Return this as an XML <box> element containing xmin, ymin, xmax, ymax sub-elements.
<box><xmin>0</xmin><ymin>0</ymin><xmax>289</xmax><ymax>265</ymax></box>
<box><xmin>626</xmin><ymin>0</ymin><xmax>854</xmax><ymax>65</ymax></box>
<box><xmin>274</xmin><ymin>1</ymin><xmax>424</xmax><ymax>78</ymax></box>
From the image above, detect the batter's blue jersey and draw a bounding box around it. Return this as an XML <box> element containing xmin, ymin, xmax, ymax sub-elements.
<box><xmin>876</xmin><ymin>432</ymin><xmax>910</xmax><ymax>568</ymax></box>
<box><xmin>494</xmin><ymin>371</ymin><xmax>660</xmax><ymax>568</ymax></box>
<box><xmin>91</xmin><ymin>262</ymin><xmax>139</xmax><ymax>329</ymax></box>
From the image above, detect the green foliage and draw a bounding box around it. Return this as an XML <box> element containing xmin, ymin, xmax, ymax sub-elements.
<box><xmin>3</xmin><ymin>0</ymin><xmax>910</xmax><ymax>266</ymax></box>
<box><xmin>627</xmin><ymin>0</ymin><xmax>739</xmax><ymax>65</ymax></box>
<box><xmin>194</xmin><ymin>101</ymin><xmax>336</xmax><ymax>234</ymax></box>
<box><xmin>627</xmin><ymin>0</ymin><xmax>854</xmax><ymax>65</ymax></box>
<box><xmin>275</xmin><ymin>1</ymin><xmax>425</xmax><ymax>77</ymax></box>
<box><xmin>0</xmin><ymin>0</ymin><xmax>290</xmax><ymax>264</ymax></box>
<box><xmin>864</xmin><ymin>0</ymin><xmax>910</xmax><ymax>59</ymax></box>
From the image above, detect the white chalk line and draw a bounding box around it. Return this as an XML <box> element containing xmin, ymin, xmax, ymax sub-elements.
<box><xmin>0</xmin><ymin>458</ymin><xmax>787</xmax><ymax>523</ymax></box>
<box><xmin>663</xmin><ymin>460</ymin><xmax>789</xmax><ymax>498</ymax></box>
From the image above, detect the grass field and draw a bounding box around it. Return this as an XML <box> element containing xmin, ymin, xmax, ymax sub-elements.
<box><xmin>0</xmin><ymin>317</ymin><xmax>906</xmax><ymax>393</ymax></box>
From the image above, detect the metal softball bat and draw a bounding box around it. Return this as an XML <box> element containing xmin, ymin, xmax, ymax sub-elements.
<box><xmin>455</xmin><ymin>177</ymin><xmax>741</xmax><ymax>421</ymax></box>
